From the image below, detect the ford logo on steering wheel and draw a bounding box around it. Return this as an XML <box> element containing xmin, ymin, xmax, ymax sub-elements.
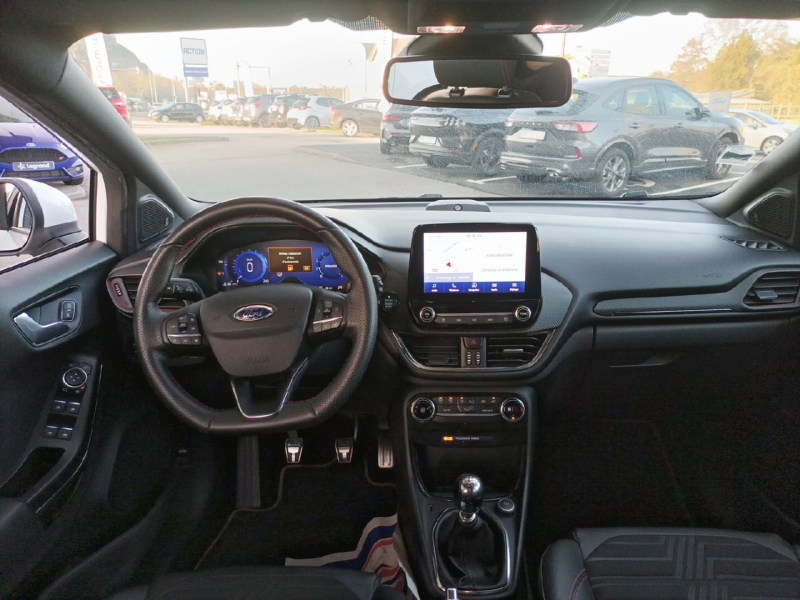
<box><xmin>232</xmin><ymin>304</ymin><xmax>275</xmax><ymax>322</ymax></box>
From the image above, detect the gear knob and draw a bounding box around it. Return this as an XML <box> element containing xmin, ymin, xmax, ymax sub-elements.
<box><xmin>454</xmin><ymin>474</ymin><xmax>484</xmax><ymax>525</ymax></box>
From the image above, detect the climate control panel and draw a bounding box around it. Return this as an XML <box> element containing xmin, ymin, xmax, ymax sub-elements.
<box><xmin>410</xmin><ymin>394</ymin><xmax>526</xmax><ymax>422</ymax></box>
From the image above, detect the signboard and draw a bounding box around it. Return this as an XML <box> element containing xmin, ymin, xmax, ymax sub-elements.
<box><xmin>84</xmin><ymin>33</ymin><xmax>113</xmax><ymax>87</ymax></box>
<box><xmin>184</xmin><ymin>65</ymin><xmax>209</xmax><ymax>78</ymax></box>
<box><xmin>180</xmin><ymin>38</ymin><xmax>208</xmax><ymax>65</ymax></box>
<box><xmin>708</xmin><ymin>91</ymin><xmax>732</xmax><ymax>114</ymax></box>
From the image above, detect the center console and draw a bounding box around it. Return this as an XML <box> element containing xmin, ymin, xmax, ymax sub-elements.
<box><xmin>394</xmin><ymin>386</ymin><xmax>535</xmax><ymax>599</ymax></box>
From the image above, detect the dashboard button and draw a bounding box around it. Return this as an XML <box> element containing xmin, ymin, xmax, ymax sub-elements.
<box><xmin>497</xmin><ymin>497</ymin><xmax>516</xmax><ymax>515</ymax></box>
<box><xmin>419</xmin><ymin>307</ymin><xmax>436</xmax><ymax>323</ymax></box>
<box><xmin>411</xmin><ymin>398</ymin><xmax>435</xmax><ymax>422</ymax></box>
<box><xmin>515</xmin><ymin>306</ymin><xmax>532</xmax><ymax>322</ymax></box>
<box><xmin>438</xmin><ymin>405</ymin><xmax>457</xmax><ymax>414</ymax></box>
<box><xmin>500</xmin><ymin>398</ymin><xmax>526</xmax><ymax>422</ymax></box>
<box><xmin>379</xmin><ymin>293</ymin><xmax>399</xmax><ymax>312</ymax></box>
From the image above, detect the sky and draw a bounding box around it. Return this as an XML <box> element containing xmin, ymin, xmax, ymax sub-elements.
<box><xmin>114</xmin><ymin>13</ymin><xmax>800</xmax><ymax>94</ymax></box>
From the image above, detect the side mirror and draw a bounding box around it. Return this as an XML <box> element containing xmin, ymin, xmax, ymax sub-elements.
<box><xmin>697</xmin><ymin>107</ymin><xmax>712</xmax><ymax>118</ymax></box>
<box><xmin>0</xmin><ymin>178</ymin><xmax>84</xmax><ymax>258</ymax></box>
<box><xmin>749</xmin><ymin>122</ymin><xmax>760</xmax><ymax>129</ymax></box>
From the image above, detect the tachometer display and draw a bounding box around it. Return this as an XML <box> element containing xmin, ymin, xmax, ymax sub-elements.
<box><xmin>217</xmin><ymin>240</ymin><xmax>350</xmax><ymax>292</ymax></box>
<box><xmin>233</xmin><ymin>250</ymin><xmax>268</xmax><ymax>284</ymax></box>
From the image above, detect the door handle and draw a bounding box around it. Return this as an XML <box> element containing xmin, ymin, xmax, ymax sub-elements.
<box><xmin>13</xmin><ymin>312</ymin><xmax>70</xmax><ymax>345</ymax></box>
<box><xmin>630</xmin><ymin>122</ymin><xmax>640</xmax><ymax>129</ymax></box>
<box><xmin>676</xmin><ymin>123</ymin><xmax>685</xmax><ymax>128</ymax></box>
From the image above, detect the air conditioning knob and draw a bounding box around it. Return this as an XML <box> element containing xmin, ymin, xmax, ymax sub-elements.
<box><xmin>410</xmin><ymin>397</ymin><xmax>436</xmax><ymax>422</ymax></box>
<box><xmin>500</xmin><ymin>397</ymin><xmax>525</xmax><ymax>422</ymax></box>
<box><xmin>514</xmin><ymin>305</ymin><xmax>532</xmax><ymax>322</ymax></box>
<box><xmin>419</xmin><ymin>306</ymin><xmax>436</xmax><ymax>323</ymax></box>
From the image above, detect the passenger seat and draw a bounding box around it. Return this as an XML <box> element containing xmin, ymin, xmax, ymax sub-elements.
<box><xmin>540</xmin><ymin>528</ymin><xmax>800</xmax><ymax>599</ymax></box>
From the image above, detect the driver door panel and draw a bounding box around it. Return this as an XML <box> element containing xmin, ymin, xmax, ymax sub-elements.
<box><xmin>0</xmin><ymin>241</ymin><xmax>117</xmax><ymax>596</ymax></box>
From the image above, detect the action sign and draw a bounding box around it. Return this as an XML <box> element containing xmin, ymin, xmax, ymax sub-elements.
<box><xmin>184</xmin><ymin>66</ymin><xmax>209</xmax><ymax>78</ymax></box>
<box><xmin>180</xmin><ymin>38</ymin><xmax>208</xmax><ymax>65</ymax></box>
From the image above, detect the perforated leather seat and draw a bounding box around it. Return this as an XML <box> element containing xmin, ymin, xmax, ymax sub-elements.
<box><xmin>540</xmin><ymin>528</ymin><xmax>800</xmax><ymax>599</ymax></box>
<box><xmin>105</xmin><ymin>566</ymin><xmax>406</xmax><ymax>600</ymax></box>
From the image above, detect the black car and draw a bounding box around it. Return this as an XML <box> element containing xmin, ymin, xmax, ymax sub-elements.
<box><xmin>149</xmin><ymin>102</ymin><xmax>205</xmax><ymax>123</ymax></box>
<box><xmin>501</xmin><ymin>77</ymin><xmax>744</xmax><ymax>194</ymax></box>
<box><xmin>408</xmin><ymin>107</ymin><xmax>513</xmax><ymax>176</ymax></box>
<box><xmin>267</xmin><ymin>94</ymin><xmax>307</xmax><ymax>128</ymax></box>
<box><xmin>379</xmin><ymin>103</ymin><xmax>415</xmax><ymax>154</ymax></box>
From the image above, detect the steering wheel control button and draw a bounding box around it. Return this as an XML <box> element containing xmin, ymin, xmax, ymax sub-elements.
<box><xmin>167</xmin><ymin>314</ymin><xmax>203</xmax><ymax>346</ymax></box>
<box><xmin>379</xmin><ymin>292</ymin><xmax>399</xmax><ymax>312</ymax></box>
<box><xmin>411</xmin><ymin>397</ymin><xmax>436</xmax><ymax>422</ymax></box>
<box><xmin>419</xmin><ymin>306</ymin><xmax>436</xmax><ymax>323</ymax></box>
<box><xmin>59</xmin><ymin>299</ymin><xmax>76</xmax><ymax>322</ymax></box>
<box><xmin>285</xmin><ymin>438</ymin><xmax>304</xmax><ymax>464</ymax></box>
<box><xmin>500</xmin><ymin>398</ymin><xmax>526</xmax><ymax>422</ymax></box>
<box><xmin>514</xmin><ymin>305</ymin><xmax>532</xmax><ymax>322</ymax></box>
<box><xmin>497</xmin><ymin>497</ymin><xmax>516</xmax><ymax>515</ymax></box>
<box><xmin>63</xmin><ymin>367</ymin><xmax>88</xmax><ymax>389</ymax></box>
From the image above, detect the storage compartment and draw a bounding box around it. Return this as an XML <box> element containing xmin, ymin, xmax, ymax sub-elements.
<box><xmin>414</xmin><ymin>443</ymin><xmax>524</xmax><ymax>496</ymax></box>
<box><xmin>0</xmin><ymin>447</ymin><xmax>65</xmax><ymax>498</ymax></box>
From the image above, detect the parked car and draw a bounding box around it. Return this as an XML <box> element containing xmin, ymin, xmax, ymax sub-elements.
<box><xmin>729</xmin><ymin>109</ymin><xmax>798</xmax><ymax>154</ymax></box>
<box><xmin>220</xmin><ymin>98</ymin><xmax>245</xmax><ymax>125</ymax></box>
<box><xmin>98</xmin><ymin>86</ymin><xmax>131</xmax><ymax>125</ymax></box>
<box><xmin>501</xmin><ymin>77</ymin><xmax>744</xmax><ymax>194</ymax></box>
<box><xmin>286</xmin><ymin>96</ymin><xmax>344</xmax><ymax>130</ymax></box>
<box><xmin>0</xmin><ymin>96</ymin><xmax>84</xmax><ymax>185</ymax></box>
<box><xmin>149</xmin><ymin>102</ymin><xmax>205</xmax><ymax>123</ymax></box>
<box><xmin>408</xmin><ymin>106</ymin><xmax>513</xmax><ymax>176</ymax></box>
<box><xmin>379</xmin><ymin>103</ymin><xmax>415</xmax><ymax>154</ymax></box>
<box><xmin>329</xmin><ymin>99</ymin><xmax>382</xmax><ymax>136</ymax></box>
<box><xmin>242</xmin><ymin>94</ymin><xmax>278</xmax><ymax>127</ymax></box>
<box><xmin>209</xmin><ymin>99</ymin><xmax>232</xmax><ymax>123</ymax></box>
<box><xmin>267</xmin><ymin>94</ymin><xmax>307</xmax><ymax>128</ymax></box>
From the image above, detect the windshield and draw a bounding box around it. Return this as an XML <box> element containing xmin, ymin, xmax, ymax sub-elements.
<box><xmin>75</xmin><ymin>16</ymin><xmax>800</xmax><ymax>201</ymax></box>
<box><xmin>0</xmin><ymin>97</ymin><xmax>35</xmax><ymax>123</ymax></box>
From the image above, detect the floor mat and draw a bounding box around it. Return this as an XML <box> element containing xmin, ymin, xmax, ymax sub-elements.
<box><xmin>197</xmin><ymin>461</ymin><xmax>397</xmax><ymax>569</ymax></box>
<box><xmin>527</xmin><ymin>420</ymin><xmax>692</xmax><ymax>560</ymax></box>
<box><xmin>286</xmin><ymin>514</ymin><xmax>418</xmax><ymax>599</ymax></box>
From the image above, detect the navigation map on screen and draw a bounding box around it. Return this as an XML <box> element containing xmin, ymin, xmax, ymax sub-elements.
<box><xmin>422</xmin><ymin>231</ymin><xmax>527</xmax><ymax>294</ymax></box>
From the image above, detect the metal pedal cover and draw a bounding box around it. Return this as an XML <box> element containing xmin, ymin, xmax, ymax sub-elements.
<box><xmin>285</xmin><ymin>438</ymin><xmax>303</xmax><ymax>464</ymax></box>
<box><xmin>335</xmin><ymin>437</ymin><xmax>354</xmax><ymax>463</ymax></box>
<box><xmin>377</xmin><ymin>431</ymin><xmax>394</xmax><ymax>469</ymax></box>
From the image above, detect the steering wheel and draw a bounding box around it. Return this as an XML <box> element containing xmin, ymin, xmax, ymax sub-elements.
<box><xmin>133</xmin><ymin>198</ymin><xmax>378</xmax><ymax>434</ymax></box>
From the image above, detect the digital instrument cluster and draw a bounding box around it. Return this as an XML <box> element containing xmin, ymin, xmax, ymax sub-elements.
<box><xmin>217</xmin><ymin>240</ymin><xmax>350</xmax><ymax>292</ymax></box>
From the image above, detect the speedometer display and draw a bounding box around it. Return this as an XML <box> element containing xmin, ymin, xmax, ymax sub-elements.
<box><xmin>217</xmin><ymin>240</ymin><xmax>350</xmax><ymax>292</ymax></box>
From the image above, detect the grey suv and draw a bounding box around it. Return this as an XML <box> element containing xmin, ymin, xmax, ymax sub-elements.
<box><xmin>501</xmin><ymin>77</ymin><xmax>744</xmax><ymax>194</ymax></box>
<box><xmin>242</xmin><ymin>94</ymin><xmax>278</xmax><ymax>127</ymax></box>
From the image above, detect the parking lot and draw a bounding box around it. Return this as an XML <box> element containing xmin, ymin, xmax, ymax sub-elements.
<box><xmin>134</xmin><ymin>116</ymin><xmax>742</xmax><ymax>202</ymax></box>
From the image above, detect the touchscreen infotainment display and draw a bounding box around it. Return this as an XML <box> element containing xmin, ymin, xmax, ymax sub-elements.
<box><xmin>422</xmin><ymin>231</ymin><xmax>528</xmax><ymax>294</ymax></box>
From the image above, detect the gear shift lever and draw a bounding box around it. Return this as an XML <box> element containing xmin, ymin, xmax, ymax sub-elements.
<box><xmin>454</xmin><ymin>474</ymin><xmax>484</xmax><ymax>525</ymax></box>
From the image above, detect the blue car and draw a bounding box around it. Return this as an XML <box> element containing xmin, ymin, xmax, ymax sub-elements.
<box><xmin>0</xmin><ymin>97</ymin><xmax>84</xmax><ymax>185</ymax></box>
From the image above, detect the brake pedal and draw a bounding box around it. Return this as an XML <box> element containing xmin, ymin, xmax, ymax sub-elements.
<box><xmin>335</xmin><ymin>437</ymin><xmax>354</xmax><ymax>463</ymax></box>
<box><xmin>377</xmin><ymin>430</ymin><xmax>394</xmax><ymax>469</ymax></box>
<box><xmin>285</xmin><ymin>437</ymin><xmax>303</xmax><ymax>464</ymax></box>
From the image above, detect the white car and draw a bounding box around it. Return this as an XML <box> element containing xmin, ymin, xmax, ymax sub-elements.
<box><xmin>209</xmin><ymin>99</ymin><xmax>233</xmax><ymax>123</ymax></box>
<box><xmin>286</xmin><ymin>96</ymin><xmax>345</xmax><ymax>130</ymax></box>
<box><xmin>729</xmin><ymin>109</ymin><xmax>798</xmax><ymax>154</ymax></box>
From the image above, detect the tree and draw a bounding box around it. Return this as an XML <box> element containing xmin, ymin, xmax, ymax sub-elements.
<box><xmin>705</xmin><ymin>32</ymin><xmax>760</xmax><ymax>91</ymax></box>
<box><xmin>668</xmin><ymin>37</ymin><xmax>709</xmax><ymax>91</ymax></box>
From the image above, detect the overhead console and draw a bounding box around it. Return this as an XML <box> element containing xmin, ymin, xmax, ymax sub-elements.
<box><xmin>408</xmin><ymin>223</ymin><xmax>541</xmax><ymax>327</ymax></box>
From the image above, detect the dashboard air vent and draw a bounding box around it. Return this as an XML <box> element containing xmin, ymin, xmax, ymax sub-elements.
<box><xmin>744</xmin><ymin>272</ymin><xmax>800</xmax><ymax>307</ymax></box>
<box><xmin>403</xmin><ymin>335</ymin><xmax>460</xmax><ymax>367</ymax></box>
<box><xmin>486</xmin><ymin>334</ymin><xmax>548</xmax><ymax>368</ymax></box>
<box><xmin>722</xmin><ymin>237</ymin><xmax>785</xmax><ymax>251</ymax></box>
<box><xmin>120</xmin><ymin>277</ymin><xmax>186</xmax><ymax>310</ymax></box>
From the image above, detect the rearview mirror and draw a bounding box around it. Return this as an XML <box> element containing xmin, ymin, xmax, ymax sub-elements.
<box><xmin>383</xmin><ymin>56</ymin><xmax>572</xmax><ymax>109</ymax></box>
<box><xmin>0</xmin><ymin>178</ymin><xmax>84</xmax><ymax>258</ymax></box>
